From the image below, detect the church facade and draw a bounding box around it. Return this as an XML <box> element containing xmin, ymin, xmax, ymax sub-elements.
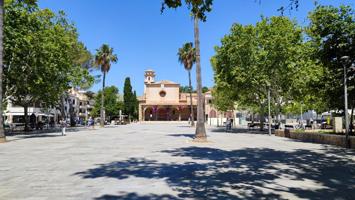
<box><xmin>138</xmin><ymin>70</ymin><xmax>198</xmax><ymax>121</ymax></box>
<box><xmin>138</xmin><ymin>69</ymin><xmax>238</xmax><ymax>125</ymax></box>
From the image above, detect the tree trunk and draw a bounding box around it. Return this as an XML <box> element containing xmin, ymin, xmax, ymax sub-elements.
<box><xmin>100</xmin><ymin>71</ymin><xmax>106</xmax><ymax>127</ymax></box>
<box><xmin>260</xmin><ymin>103</ymin><xmax>265</xmax><ymax>131</ymax></box>
<box><xmin>0</xmin><ymin>0</ymin><xmax>5</xmax><ymax>142</ymax></box>
<box><xmin>350</xmin><ymin>103</ymin><xmax>354</xmax><ymax>135</ymax></box>
<box><xmin>193</xmin><ymin>15</ymin><xmax>206</xmax><ymax>141</ymax></box>
<box><xmin>24</xmin><ymin>105</ymin><xmax>29</xmax><ymax>132</ymax></box>
<box><xmin>188</xmin><ymin>70</ymin><xmax>195</xmax><ymax>126</ymax></box>
<box><xmin>60</xmin><ymin>93</ymin><xmax>66</xmax><ymax>121</ymax></box>
<box><xmin>69</xmin><ymin>100</ymin><xmax>75</xmax><ymax>127</ymax></box>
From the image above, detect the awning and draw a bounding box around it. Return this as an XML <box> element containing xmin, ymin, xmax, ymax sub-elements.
<box><xmin>3</xmin><ymin>112</ymin><xmax>55</xmax><ymax>117</ymax></box>
<box><xmin>4</xmin><ymin>112</ymin><xmax>24</xmax><ymax>116</ymax></box>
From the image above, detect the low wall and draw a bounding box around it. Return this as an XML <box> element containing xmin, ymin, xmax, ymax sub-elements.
<box><xmin>275</xmin><ymin>129</ymin><xmax>355</xmax><ymax>149</ymax></box>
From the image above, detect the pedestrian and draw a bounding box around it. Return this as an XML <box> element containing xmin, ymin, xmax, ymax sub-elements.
<box><xmin>225</xmin><ymin>118</ymin><xmax>232</xmax><ymax>132</ymax></box>
<box><xmin>89</xmin><ymin>117</ymin><xmax>95</xmax><ymax>129</ymax></box>
<box><xmin>310</xmin><ymin>118</ymin><xmax>314</xmax><ymax>130</ymax></box>
<box><xmin>60</xmin><ymin>118</ymin><xmax>67</xmax><ymax>136</ymax></box>
<box><xmin>30</xmin><ymin>113</ymin><xmax>36</xmax><ymax>130</ymax></box>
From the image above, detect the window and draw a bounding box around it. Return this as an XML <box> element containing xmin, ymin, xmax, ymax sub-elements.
<box><xmin>159</xmin><ymin>90</ymin><xmax>166</xmax><ymax>97</ymax></box>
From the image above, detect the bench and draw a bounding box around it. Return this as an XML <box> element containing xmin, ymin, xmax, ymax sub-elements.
<box><xmin>248</xmin><ymin>123</ymin><xmax>260</xmax><ymax>129</ymax></box>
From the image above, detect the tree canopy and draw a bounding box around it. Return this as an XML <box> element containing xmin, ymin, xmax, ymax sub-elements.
<box><xmin>123</xmin><ymin>77</ymin><xmax>138</xmax><ymax>119</ymax></box>
<box><xmin>4</xmin><ymin>0</ymin><xmax>93</xmax><ymax>108</ymax></box>
<box><xmin>212</xmin><ymin>16</ymin><xmax>320</xmax><ymax>115</ymax></box>
<box><xmin>3</xmin><ymin>0</ymin><xmax>94</xmax><ymax>129</ymax></box>
<box><xmin>307</xmin><ymin>5</ymin><xmax>355</xmax><ymax>112</ymax></box>
<box><xmin>92</xmin><ymin>86</ymin><xmax>123</xmax><ymax>119</ymax></box>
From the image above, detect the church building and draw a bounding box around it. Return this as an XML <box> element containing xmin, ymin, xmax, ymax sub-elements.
<box><xmin>138</xmin><ymin>70</ymin><xmax>198</xmax><ymax>121</ymax></box>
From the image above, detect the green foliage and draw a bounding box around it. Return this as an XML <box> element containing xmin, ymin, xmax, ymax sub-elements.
<box><xmin>212</xmin><ymin>16</ymin><xmax>321</xmax><ymax>115</ymax></box>
<box><xmin>161</xmin><ymin>0</ymin><xmax>213</xmax><ymax>21</ymax></box>
<box><xmin>123</xmin><ymin>77</ymin><xmax>137</xmax><ymax>119</ymax></box>
<box><xmin>132</xmin><ymin>91</ymin><xmax>139</xmax><ymax>119</ymax></box>
<box><xmin>92</xmin><ymin>86</ymin><xmax>122</xmax><ymax>118</ymax></box>
<box><xmin>202</xmin><ymin>86</ymin><xmax>209</xmax><ymax>93</ymax></box>
<box><xmin>178</xmin><ymin>42</ymin><xmax>195</xmax><ymax>71</ymax></box>
<box><xmin>3</xmin><ymin>0</ymin><xmax>93</xmax><ymax>108</ymax></box>
<box><xmin>94</xmin><ymin>44</ymin><xmax>118</xmax><ymax>74</ymax></box>
<box><xmin>179</xmin><ymin>86</ymin><xmax>209</xmax><ymax>93</ymax></box>
<box><xmin>180</xmin><ymin>86</ymin><xmax>193</xmax><ymax>93</ymax></box>
<box><xmin>307</xmin><ymin>5</ymin><xmax>355</xmax><ymax>111</ymax></box>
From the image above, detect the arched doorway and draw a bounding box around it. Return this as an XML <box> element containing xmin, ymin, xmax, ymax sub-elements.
<box><xmin>144</xmin><ymin>107</ymin><xmax>153</xmax><ymax>121</ymax></box>
<box><xmin>225</xmin><ymin>111</ymin><xmax>233</xmax><ymax>118</ymax></box>
<box><xmin>170</xmin><ymin>107</ymin><xmax>179</xmax><ymax>121</ymax></box>
<box><xmin>157</xmin><ymin>107</ymin><xmax>168</xmax><ymax>121</ymax></box>
<box><xmin>180</xmin><ymin>107</ymin><xmax>190</xmax><ymax>121</ymax></box>
<box><xmin>209</xmin><ymin>110</ymin><xmax>217</xmax><ymax>118</ymax></box>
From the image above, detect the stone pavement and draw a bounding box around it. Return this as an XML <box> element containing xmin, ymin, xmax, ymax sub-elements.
<box><xmin>0</xmin><ymin>123</ymin><xmax>354</xmax><ymax>200</ymax></box>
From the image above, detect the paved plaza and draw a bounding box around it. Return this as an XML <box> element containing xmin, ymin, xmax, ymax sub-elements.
<box><xmin>0</xmin><ymin>123</ymin><xmax>354</xmax><ymax>200</ymax></box>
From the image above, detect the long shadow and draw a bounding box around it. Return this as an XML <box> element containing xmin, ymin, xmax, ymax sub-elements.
<box><xmin>210</xmin><ymin>127</ymin><xmax>269</xmax><ymax>134</ymax></box>
<box><xmin>167</xmin><ymin>133</ymin><xmax>195</xmax><ymax>139</ymax></box>
<box><xmin>75</xmin><ymin>147</ymin><xmax>355</xmax><ymax>200</ymax></box>
<box><xmin>15</xmin><ymin>134</ymin><xmax>64</xmax><ymax>139</ymax></box>
<box><xmin>94</xmin><ymin>193</ymin><xmax>181</xmax><ymax>200</ymax></box>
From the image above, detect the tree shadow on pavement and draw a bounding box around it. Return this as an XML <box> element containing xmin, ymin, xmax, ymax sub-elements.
<box><xmin>94</xmin><ymin>193</ymin><xmax>181</xmax><ymax>200</ymax></box>
<box><xmin>210</xmin><ymin>127</ymin><xmax>269</xmax><ymax>134</ymax></box>
<box><xmin>167</xmin><ymin>133</ymin><xmax>195</xmax><ymax>139</ymax></box>
<box><xmin>74</xmin><ymin>146</ymin><xmax>355</xmax><ymax>200</ymax></box>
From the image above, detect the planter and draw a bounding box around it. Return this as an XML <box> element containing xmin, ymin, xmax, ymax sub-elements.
<box><xmin>276</xmin><ymin>129</ymin><xmax>355</xmax><ymax>149</ymax></box>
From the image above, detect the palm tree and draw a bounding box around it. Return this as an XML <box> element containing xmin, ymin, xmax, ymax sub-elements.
<box><xmin>162</xmin><ymin>0</ymin><xmax>210</xmax><ymax>141</ymax></box>
<box><xmin>193</xmin><ymin>15</ymin><xmax>207</xmax><ymax>141</ymax></box>
<box><xmin>95</xmin><ymin>44</ymin><xmax>118</xmax><ymax>127</ymax></box>
<box><xmin>0</xmin><ymin>0</ymin><xmax>5</xmax><ymax>143</ymax></box>
<box><xmin>178</xmin><ymin>42</ymin><xmax>195</xmax><ymax>126</ymax></box>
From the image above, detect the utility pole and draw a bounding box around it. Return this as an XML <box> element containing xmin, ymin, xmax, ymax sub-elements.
<box><xmin>341</xmin><ymin>56</ymin><xmax>350</xmax><ymax>148</ymax></box>
<box><xmin>268</xmin><ymin>86</ymin><xmax>271</xmax><ymax>136</ymax></box>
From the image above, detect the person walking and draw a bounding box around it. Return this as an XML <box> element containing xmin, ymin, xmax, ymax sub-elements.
<box><xmin>225</xmin><ymin>118</ymin><xmax>232</xmax><ymax>132</ymax></box>
<box><xmin>88</xmin><ymin>117</ymin><xmax>95</xmax><ymax>129</ymax></box>
<box><xmin>60</xmin><ymin>118</ymin><xmax>67</xmax><ymax>136</ymax></box>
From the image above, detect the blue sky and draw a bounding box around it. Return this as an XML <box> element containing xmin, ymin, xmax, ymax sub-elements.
<box><xmin>38</xmin><ymin>0</ymin><xmax>354</xmax><ymax>96</ymax></box>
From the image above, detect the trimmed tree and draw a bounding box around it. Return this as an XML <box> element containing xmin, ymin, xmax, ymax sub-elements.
<box><xmin>123</xmin><ymin>77</ymin><xmax>135</xmax><ymax>120</ymax></box>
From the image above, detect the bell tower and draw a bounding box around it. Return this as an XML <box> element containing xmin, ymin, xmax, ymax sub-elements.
<box><xmin>144</xmin><ymin>69</ymin><xmax>155</xmax><ymax>84</ymax></box>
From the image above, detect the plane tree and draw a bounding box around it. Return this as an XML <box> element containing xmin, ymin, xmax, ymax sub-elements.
<box><xmin>3</xmin><ymin>0</ymin><xmax>93</xmax><ymax>130</ymax></box>
<box><xmin>212</xmin><ymin>16</ymin><xmax>320</xmax><ymax>127</ymax></box>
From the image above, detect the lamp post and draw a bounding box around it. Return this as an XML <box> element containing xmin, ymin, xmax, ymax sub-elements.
<box><xmin>267</xmin><ymin>85</ymin><xmax>272</xmax><ymax>136</ymax></box>
<box><xmin>341</xmin><ymin>56</ymin><xmax>350</xmax><ymax>148</ymax></box>
<box><xmin>300</xmin><ymin>101</ymin><xmax>304</xmax><ymax>129</ymax></box>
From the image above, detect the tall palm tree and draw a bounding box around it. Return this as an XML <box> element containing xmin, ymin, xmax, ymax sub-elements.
<box><xmin>95</xmin><ymin>44</ymin><xmax>118</xmax><ymax>127</ymax></box>
<box><xmin>162</xmin><ymin>0</ymin><xmax>210</xmax><ymax>141</ymax></box>
<box><xmin>193</xmin><ymin>15</ymin><xmax>207</xmax><ymax>141</ymax></box>
<box><xmin>0</xmin><ymin>0</ymin><xmax>5</xmax><ymax>143</ymax></box>
<box><xmin>178</xmin><ymin>42</ymin><xmax>195</xmax><ymax>126</ymax></box>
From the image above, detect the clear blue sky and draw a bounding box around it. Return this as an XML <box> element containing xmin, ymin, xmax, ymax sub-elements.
<box><xmin>38</xmin><ymin>0</ymin><xmax>354</xmax><ymax>96</ymax></box>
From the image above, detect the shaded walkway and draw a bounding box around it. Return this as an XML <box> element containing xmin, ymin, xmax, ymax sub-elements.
<box><xmin>76</xmin><ymin>147</ymin><xmax>355</xmax><ymax>200</ymax></box>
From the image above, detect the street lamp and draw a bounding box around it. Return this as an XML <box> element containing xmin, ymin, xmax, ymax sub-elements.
<box><xmin>267</xmin><ymin>84</ymin><xmax>272</xmax><ymax>136</ymax></box>
<box><xmin>341</xmin><ymin>56</ymin><xmax>350</xmax><ymax>148</ymax></box>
